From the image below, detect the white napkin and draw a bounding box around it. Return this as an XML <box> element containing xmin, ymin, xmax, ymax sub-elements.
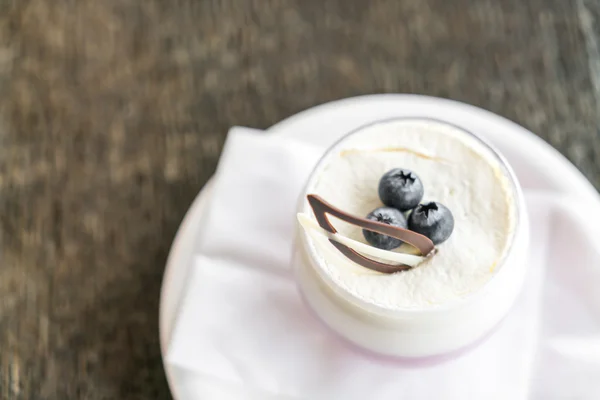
<box><xmin>196</xmin><ymin>127</ymin><xmax>321</xmax><ymax>275</ymax></box>
<box><xmin>167</xmin><ymin>127</ymin><xmax>600</xmax><ymax>399</ymax></box>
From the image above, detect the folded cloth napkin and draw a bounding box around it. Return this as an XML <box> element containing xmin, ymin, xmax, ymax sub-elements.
<box><xmin>167</xmin><ymin>127</ymin><xmax>600</xmax><ymax>399</ymax></box>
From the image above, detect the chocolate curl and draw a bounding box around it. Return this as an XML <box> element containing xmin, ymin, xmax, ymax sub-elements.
<box><xmin>306</xmin><ymin>194</ymin><xmax>435</xmax><ymax>273</ymax></box>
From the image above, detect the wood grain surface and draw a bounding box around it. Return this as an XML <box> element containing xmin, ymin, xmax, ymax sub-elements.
<box><xmin>1</xmin><ymin>0</ymin><xmax>599</xmax><ymax>398</ymax></box>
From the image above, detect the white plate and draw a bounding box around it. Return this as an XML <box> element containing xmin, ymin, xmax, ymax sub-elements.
<box><xmin>159</xmin><ymin>94</ymin><xmax>600</xmax><ymax>399</ymax></box>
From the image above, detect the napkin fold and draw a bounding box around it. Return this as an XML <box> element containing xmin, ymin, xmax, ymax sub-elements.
<box><xmin>197</xmin><ymin>127</ymin><xmax>323</xmax><ymax>275</ymax></box>
<box><xmin>167</xmin><ymin>127</ymin><xmax>600</xmax><ymax>399</ymax></box>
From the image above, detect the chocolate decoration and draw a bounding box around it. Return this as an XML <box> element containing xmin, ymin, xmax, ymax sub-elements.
<box><xmin>307</xmin><ymin>194</ymin><xmax>435</xmax><ymax>274</ymax></box>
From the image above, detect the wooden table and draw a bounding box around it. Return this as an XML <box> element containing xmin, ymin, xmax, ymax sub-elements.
<box><xmin>1</xmin><ymin>0</ymin><xmax>599</xmax><ymax>398</ymax></box>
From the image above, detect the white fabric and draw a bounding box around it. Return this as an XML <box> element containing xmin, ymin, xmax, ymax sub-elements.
<box><xmin>197</xmin><ymin>127</ymin><xmax>321</xmax><ymax>275</ymax></box>
<box><xmin>167</xmin><ymin>127</ymin><xmax>600</xmax><ymax>399</ymax></box>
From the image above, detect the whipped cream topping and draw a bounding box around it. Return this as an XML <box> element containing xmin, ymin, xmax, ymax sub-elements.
<box><xmin>305</xmin><ymin>119</ymin><xmax>518</xmax><ymax>310</ymax></box>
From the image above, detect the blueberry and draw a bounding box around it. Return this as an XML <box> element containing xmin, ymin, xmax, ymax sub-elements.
<box><xmin>362</xmin><ymin>207</ymin><xmax>407</xmax><ymax>250</ymax></box>
<box><xmin>408</xmin><ymin>202</ymin><xmax>454</xmax><ymax>245</ymax></box>
<box><xmin>378</xmin><ymin>168</ymin><xmax>424</xmax><ymax>211</ymax></box>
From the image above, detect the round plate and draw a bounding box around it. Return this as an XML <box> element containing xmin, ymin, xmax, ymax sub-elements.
<box><xmin>159</xmin><ymin>95</ymin><xmax>599</xmax><ymax>399</ymax></box>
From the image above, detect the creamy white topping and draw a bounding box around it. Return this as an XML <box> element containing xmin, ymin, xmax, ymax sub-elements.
<box><xmin>305</xmin><ymin>119</ymin><xmax>517</xmax><ymax>310</ymax></box>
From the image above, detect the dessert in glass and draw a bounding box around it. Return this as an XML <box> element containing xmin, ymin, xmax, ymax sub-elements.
<box><xmin>293</xmin><ymin>118</ymin><xmax>529</xmax><ymax>358</ymax></box>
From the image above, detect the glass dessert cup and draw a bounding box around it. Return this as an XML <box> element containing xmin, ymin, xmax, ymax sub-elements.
<box><xmin>292</xmin><ymin>118</ymin><xmax>529</xmax><ymax>359</ymax></box>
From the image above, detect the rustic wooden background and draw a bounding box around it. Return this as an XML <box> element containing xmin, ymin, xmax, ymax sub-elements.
<box><xmin>1</xmin><ymin>0</ymin><xmax>599</xmax><ymax>398</ymax></box>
